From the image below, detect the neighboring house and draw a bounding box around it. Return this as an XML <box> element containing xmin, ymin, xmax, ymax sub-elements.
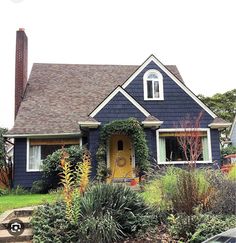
<box><xmin>229</xmin><ymin>115</ymin><xmax>236</xmax><ymax>146</ymax></box>
<box><xmin>5</xmin><ymin>29</ymin><xmax>231</xmax><ymax>188</ymax></box>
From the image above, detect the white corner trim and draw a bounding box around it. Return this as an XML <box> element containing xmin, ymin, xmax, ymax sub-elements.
<box><xmin>229</xmin><ymin>116</ymin><xmax>236</xmax><ymax>138</ymax></box>
<box><xmin>122</xmin><ymin>55</ymin><xmax>217</xmax><ymax>119</ymax></box>
<box><xmin>26</xmin><ymin>138</ymin><xmax>42</xmax><ymax>172</ymax></box>
<box><xmin>143</xmin><ymin>69</ymin><xmax>164</xmax><ymax>101</ymax></box>
<box><xmin>89</xmin><ymin>86</ymin><xmax>150</xmax><ymax>118</ymax></box>
<box><xmin>142</xmin><ymin>120</ymin><xmax>163</xmax><ymax>128</ymax></box>
<box><xmin>208</xmin><ymin>122</ymin><xmax>232</xmax><ymax>129</ymax></box>
<box><xmin>156</xmin><ymin>128</ymin><xmax>213</xmax><ymax>164</ymax></box>
<box><xmin>78</xmin><ymin>121</ymin><xmax>101</xmax><ymax>128</ymax></box>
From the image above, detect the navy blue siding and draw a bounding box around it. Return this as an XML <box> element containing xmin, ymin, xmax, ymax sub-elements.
<box><xmin>125</xmin><ymin>61</ymin><xmax>213</xmax><ymax>128</ymax></box>
<box><xmin>88</xmin><ymin>129</ymin><xmax>100</xmax><ymax>178</ymax></box>
<box><xmin>210</xmin><ymin>129</ymin><xmax>221</xmax><ymax>163</ymax></box>
<box><xmin>144</xmin><ymin>129</ymin><xmax>157</xmax><ymax>162</ymax></box>
<box><xmin>14</xmin><ymin>138</ymin><xmax>42</xmax><ymax>188</ymax></box>
<box><xmin>94</xmin><ymin>92</ymin><xmax>146</xmax><ymax>123</ymax></box>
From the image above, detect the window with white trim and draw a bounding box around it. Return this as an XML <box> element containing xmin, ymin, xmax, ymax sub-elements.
<box><xmin>143</xmin><ymin>69</ymin><xmax>164</xmax><ymax>100</ymax></box>
<box><xmin>157</xmin><ymin>130</ymin><xmax>211</xmax><ymax>164</ymax></box>
<box><xmin>27</xmin><ymin>138</ymin><xmax>81</xmax><ymax>172</ymax></box>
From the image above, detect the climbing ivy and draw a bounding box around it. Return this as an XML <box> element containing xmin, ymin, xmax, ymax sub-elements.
<box><xmin>96</xmin><ymin>118</ymin><xmax>150</xmax><ymax>181</ymax></box>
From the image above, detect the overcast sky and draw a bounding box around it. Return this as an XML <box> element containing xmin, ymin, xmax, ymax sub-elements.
<box><xmin>0</xmin><ymin>0</ymin><xmax>235</xmax><ymax>129</ymax></box>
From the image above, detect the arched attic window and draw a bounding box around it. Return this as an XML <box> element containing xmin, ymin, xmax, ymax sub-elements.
<box><xmin>143</xmin><ymin>69</ymin><xmax>164</xmax><ymax>100</ymax></box>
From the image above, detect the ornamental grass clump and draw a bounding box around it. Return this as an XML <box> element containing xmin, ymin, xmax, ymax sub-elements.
<box><xmin>31</xmin><ymin>183</ymin><xmax>156</xmax><ymax>243</ymax></box>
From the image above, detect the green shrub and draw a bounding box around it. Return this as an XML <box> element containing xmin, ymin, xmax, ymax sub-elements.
<box><xmin>164</xmin><ymin>168</ymin><xmax>214</xmax><ymax>214</ymax></box>
<box><xmin>31</xmin><ymin>202</ymin><xmax>78</xmax><ymax>243</ymax></box>
<box><xmin>78</xmin><ymin>212</ymin><xmax>122</xmax><ymax>243</ymax></box>
<box><xmin>31</xmin><ymin>184</ymin><xmax>156</xmax><ymax>242</ymax></box>
<box><xmin>141</xmin><ymin>179</ymin><xmax>162</xmax><ymax>205</ymax></box>
<box><xmin>41</xmin><ymin>145</ymin><xmax>83</xmax><ymax>189</ymax></box>
<box><xmin>80</xmin><ymin>184</ymin><xmax>155</xmax><ymax>236</ymax></box>
<box><xmin>0</xmin><ymin>188</ymin><xmax>9</xmax><ymax>196</ymax></box>
<box><xmin>159</xmin><ymin>167</ymin><xmax>180</xmax><ymax>207</ymax></box>
<box><xmin>168</xmin><ymin>213</ymin><xmax>236</xmax><ymax>243</ymax></box>
<box><xmin>190</xmin><ymin>214</ymin><xmax>236</xmax><ymax>243</ymax></box>
<box><xmin>31</xmin><ymin>180</ymin><xmax>48</xmax><ymax>194</ymax></box>
<box><xmin>11</xmin><ymin>185</ymin><xmax>28</xmax><ymax>195</ymax></box>
<box><xmin>228</xmin><ymin>164</ymin><xmax>236</xmax><ymax>181</ymax></box>
<box><xmin>209</xmin><ymin>173</ymin><xmax>236</xmax><ymax>214</ymax></box>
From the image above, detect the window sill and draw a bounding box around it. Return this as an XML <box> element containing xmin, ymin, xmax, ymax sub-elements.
<box><xmin>158</xmin><ymin>160</ymin><xmax>213</xmax><ymax>165</ymax></box>
<box><xmin>26</xmin><ymin>169</ymin><xmax>42</xmax><ymax>172</ymax></box>
<box><xmin>144</xmin><ymin>98</ymin><xmax>164</xmax><ymax>101</ymax></box>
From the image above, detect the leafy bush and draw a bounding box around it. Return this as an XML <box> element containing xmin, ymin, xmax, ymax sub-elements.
<box><xmin>41</xmin><ymin>145</ymin><xmax>83</xmax><ymax>190</ymax></box>
<box><xmin>31</xmin><ymin>184</ymin><xmax>156</xmax><ymax>243</ymax></box>
<box><xmin>31</xmin><ymin>202</ymin><xmax>78</xmax><ymax>243</ymax></box>
<box><xmin>170</xmin><ymin>169</ymin><xmax>214</xmax><ymax>215</ymax></box>
<box><xmin>0</xmin><ymin>188</ymin><xmax>9</xmax><ymax>196</ymax></box>
<box><xmin>80</xmin><ymin>184</ymin><xmax>155</xmax><ymax>236</ymax></box>
<box><xmin>31</xmin><ymin>180</ymin><xmax>48</xmax><ymax>194</ymax></box>
<box><xmin>228</xmin><ymin>164</ymin><xmax>236</xmax><ymax>181</ymax></box>
<box><xmin>209</xmin><ymin>172</ymin><xmax>236</xmax><ymax>214</ymax></box>
<box><xmin>168</xmin><ymin>213</ymin><xmax>236</xmax><ymax>242</ymax></box>
<box><xmin>190</xmin><ymin>214</ymin><xmax>236</xmax><ymax>242</ymax></box>
<box><xmin>78</xmin><ymin>212</ymin><xmax>122</xmax><ymax>243</ymax></box>
<box><xmin>11</xmin><ymin>185</ymin><xmax>28</xmax><ymax>195</ymax></box>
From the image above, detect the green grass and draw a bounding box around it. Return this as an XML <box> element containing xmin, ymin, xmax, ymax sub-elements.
<box><xmin>0</xmin><ymin>194</ymin><xmax>59</xmax><ymax>214</ymax></box>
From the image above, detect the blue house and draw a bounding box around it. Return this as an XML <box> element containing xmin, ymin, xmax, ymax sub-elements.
<box><xmin>6</xmin><ymin>29</ymin><xmax>231</xmax><ymax>187</ymax></box>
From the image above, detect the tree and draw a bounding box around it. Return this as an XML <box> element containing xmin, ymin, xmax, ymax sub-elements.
<box><xmin>198</xmin><ymin>89</ymin><xmax>236</xmax><ymax>123</ymax></box>
<box><xmin>176</xmin><ymin>112</ymin><xmax>204</xmax><ymax>168</ymax></box>
<box><xmin>0</xmin><ymin>128</ymin><xmax>12</xmax><ymax>188</ymax></box>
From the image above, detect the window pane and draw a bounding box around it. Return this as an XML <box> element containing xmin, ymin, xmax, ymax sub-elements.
<box><xmin>160</xmin><ymin>132</ymin><xmax>207</xmax><ymax>162</ymax></box>
<box><xmin>202</xmin><ymin>136</ymin><xmax>209</xmax><ymax>160</ymax></box>
<box><xmin>148</xmin><ymin>73</ymin><xmax>158</xmax><ymax>79</ymax></box>
<box><xmin>41</xmin><ymin>145</ymin><xmax>62</xmax><ymax>160</ymax></box>
<box><xmin>117</xmin><ymin>140</ymin><xmax>124</xmax><ymax>151</ymax></box>
<box><xmin>29</xmin><ymin>145</ymin><xmax>41</xmax><ymax>170</ymax></box>
<box><xmin>154</xmin><ymin>81</ymin><xmax>159</xmax><ymax>98</ymax></box>
<box><xmin>147</xmin><ymin>80</ymin><xmax>153</xmax><ymax>98</ymax></box>
<box><xmin>159</xmin><ymin>138</ymin><xmax>166</xmax><ymax>162</ymax></box>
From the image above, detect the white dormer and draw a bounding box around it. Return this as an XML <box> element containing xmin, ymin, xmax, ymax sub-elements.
<box><xmin>143</xmin><ymin>69</ymin><xmax>164</xmax><ymax>100</ymax></box>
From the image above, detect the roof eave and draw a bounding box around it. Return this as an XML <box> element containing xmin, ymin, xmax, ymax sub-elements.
<box><xmin>4</xmin><ymin>132</ymin><xmax>81</xmax><ymax>138</ymax></box>
<box><xmin>142</xmin><ymin>121</ymin><xmax>163</xmax><ymax>128</ymax></box>
<box><xmin>208</xmin><ymin>122</ymin><xmax>232</xmax><ymax>130</ymax></box>
<box><xmin>78</xmin><ymin>121</ymin><xmax>101</xmax><ymax>128</ymax></box>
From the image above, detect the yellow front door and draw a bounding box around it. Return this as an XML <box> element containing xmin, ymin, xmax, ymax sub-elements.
<box><xmin>109</xmin><ymin>134</ymin><xmax>134</xmax><ymax>179</ymax></box>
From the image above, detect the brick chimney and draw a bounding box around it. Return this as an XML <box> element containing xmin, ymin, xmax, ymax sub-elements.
<box><xmin>15</xmin><ymin>28</ymin><xmax>28</xmax><ymax>118</ymax></box>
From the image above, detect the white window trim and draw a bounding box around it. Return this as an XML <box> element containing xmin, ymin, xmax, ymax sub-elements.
<box><xmin>143</xmin><ymin>69</ymin><xmax>164</xmax><ymax>100</ymax></box>
<box><xmin>122</xmin><ymin>55</ymin><xmax>217</xmax><ymax>118</ymax></box>
<box><xmin>156</xmin><ymin>128</ymin><xmax>212</xmax><ymax>165</ymax></box>
<box><xmin>26</xmin><ymin>138</ymin><xmax>42</xmax><ymax>172</ymax></box>
<box><xmin>26</xmin><ymin>137</ymin><xmax>83</xmax><ymax>172</ymax></box>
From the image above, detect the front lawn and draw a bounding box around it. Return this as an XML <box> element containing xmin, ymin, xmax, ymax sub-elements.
<box><xmin>0</xmin><ymin>194</ymin><xmax>58</xmax><ymax>214</ymax></box>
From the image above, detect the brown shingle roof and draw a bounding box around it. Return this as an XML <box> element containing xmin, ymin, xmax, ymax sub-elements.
<box><xmin>8</xmin><ymin>63</ymin><xmax>183</xmax><ymax>135</ymax></box>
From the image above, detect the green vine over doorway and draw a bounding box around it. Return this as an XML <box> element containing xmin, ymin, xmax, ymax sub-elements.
<box><xmin>96</xmin><ymin>118</ymin><xmax>150</xmax><ymax>181</ymax></box>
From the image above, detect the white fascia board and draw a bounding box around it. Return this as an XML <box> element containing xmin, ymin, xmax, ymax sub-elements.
<box><xmin>208</xmin><ymin>123</ymin><xmax>232</xmax><ymax>129</ymax></box>
<box><xmin>122</xmin><ymin>55</ymin><xmax>217</xmax><ymax>119</ymax></box>
<box><xmin>142</xmin><ymin>121</ymin><xmax>163</xmax><ymax>128</ymax></box>
<box><xmin>4</xmin><ymin>132</ymin><xmax>81</xmax><ymax>138</ymax></box>
<box><xmin>78</xmin><ymin>121</ymin><xmax>101</xmax><ymax>128</ymax></box>
<box><xmin>89</xmin><ymin>86</ymin><xmax>150</xmax><ymax>118</ymax></box>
